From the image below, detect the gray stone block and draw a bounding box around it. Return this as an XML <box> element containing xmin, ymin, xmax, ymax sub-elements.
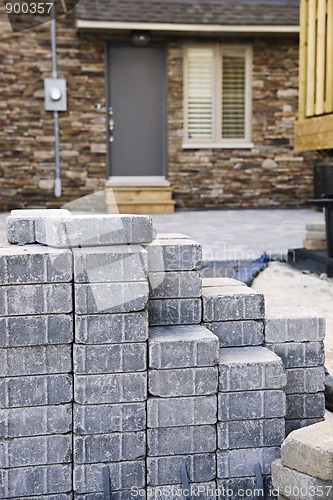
<box><xmin>146</xmin><ymin>482</ymin><xmax>217</xmax><ymax>500</ymax></box>
<box><xmin>22</xmin><ymin>495</ymin><xmax>72</xmax><ymax>500</ymax></box>
<box><xmin>218</xmin><ymin>418</ymin><xmax>285</xmax><ymax>450</ymax></box>
<box><xmin>0</xmin><ymin>405</ymin><xmax>72</xmax><ymax>437</ymax></box>
<box><xmin>286</xmin><ymin>393</ymin><xmax>325</xmax><ymax>419</ymax></box>
<box><xmin>285</xmin><ymin>367</ymin><xmax>325</xmax><ymax>394</ymax></box>
<box><xmin>218</xmin><ymin>347</ymin><xmax>286</xmax><ymax>392</ymax></box>
<box><xmin>148</xmin><ymin>367</ymin><xmax>218</xmax><ymax>397</ymax></box>
<box><xmin>74</xmin><ymin>461</ymin><xmax>146</xmax><ymax>493</ymax></box>
<box><xmin>148</xmin><ymin>271</ymin><xmax>202</xmax><ymax>299</ymax></box>
<box><xmin>217</xmin><ymin>447</ymin><xmax>280</xmax><ymax>478</ymax></box>
<box><xmin>74</xmin><ymin>373</ymin><xmax>147</xmax><ymax>404</ymax></box>
<box><xmin>74</xmin><ymin>431</ymin><xmax>146</xmax><ymax>464</ymax></box>
<box><xmin>285</xmin><ymin>417</ymin><xmax>324</xmax><ymax>436</ymax></box>
<box><xmin>0</xmin><ymin>315</ymin><xmax>73</xmax><ymax>347</ymax></box>
<box><xmin>265</xmin><ymin>305</ymin><xmax>326</xmax><ymax>343</ymax></box>
<box><xmin>147</xmin><ymin>395</ymin><xmax>217</xmax><ymax>428</ymax></box>
<box><xmin>202</xmin><ymin>320</ymin><xmax>264</xmax><ymax>348</ymax></box>
<box><xmin>75</xmin><ymin>282</ymin><xmax>149</xmax><ymax>314</ymax></box>
<box><xmin>202</xmin><ymin>277</ymin><xmax>246</xmax><ymax>288</ymax></box>
<box><xmin>145</xmin><ymin>239</ymin><xmax>202</xmax><ymax>272</ymax></box>
<box><xmin>147</xmin><ymin>454</ymin><xmax>216</xmax><ymax>486</ymax></box>
<box><xmin>266</xmin><ymin>342</ymin><xmax>325</xmax><ymax>368</ymax></box>
<box><xmin>202</xmin><ymin>287</ymin><xmax>265</xmax><ymax>322</ymax></box>
<box><xmin>0</xmin><ymin>345</ymin><xmax>71</xmax><ymax>377</ymax></box>
<box><xmin>74</xmin><ymin>343</ymin><xmax>147</xmax><ymax>374</ymax></box>
<box><xmin>147</xmin><ymin>425</ymin><xmax>216</xmax><ymax>456</ymax></box>
<box><xmin>0</xmin><ymin>283</ymin><xmax>72</xmax><ymax>316</ymax></box>
<box><xmin>156</xmin><ymin>233</ymin><xmax>190</xmax><ymax>240</ymax></box>
<box><xmin>0</xmin><ymin>434</ymin><xmax>72</xmax><ymax>468</ymax></box>
<box><xmin>148</xmin><ymin>325</ymin><xmax>219</xmax><ymax>369</ymax></box>
<box><xmin>73</xmin><ymin>245</ymin><xmax>148</xmax><ymax>283</ymax></box>
<box><xmin>35</xmin><ymin>214</ymin><xmax>153</xmax><ymax>248</ymax></box>
<box><xmin>216</xmin><ymin>477</ymin><xmax>274</xmax><ymax>500</ymax></box>
<box><xmin>148</xmin><ymin>298</ymin><xmax>202</xmax><ymax>326</ymax></box>
<box><xmin>74</xmin><ymin>491</ymin><xmax>142</xmax><ymax>500</ymax></box>
<box><xmin>218</xmin><ymin>390</ymin><xmax>286</xmax><ymax>421</ymax></box>
<box><xmin>0</xmin><ymin>464</ymin><xmax>72</xmax><ymax>498</ymax></box>
<box><xmin>7</xmin><ymin>216</ymin><xmax>36</xmax><ymax>244</ymax></box>
<box><xmin>0</xmin><ymin>374</ymin><xmax>72</xmax><ymax>408</ymax></box>
<box><xmin>74</xmin><ymin>402</ymin><xmax>146</xmax><ymax>434</ymax></box>
<box><xmin>75</xmin><ymin>311</ymin><xmax>148</xmax><ymax>344</ymax></box>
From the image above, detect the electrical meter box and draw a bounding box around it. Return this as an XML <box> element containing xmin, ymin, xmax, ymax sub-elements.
<box><xmin>44</xmin><ymin>78</ymin><xmax>67</xmax><ymax>111</ymax></box>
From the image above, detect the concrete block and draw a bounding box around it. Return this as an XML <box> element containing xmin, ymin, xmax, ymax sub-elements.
<box><xmin>265</xmin><ymin>305</ymin><xmax>325</xmax><ymax>343</ymax></box>
<box><xmin>35</xmin><ymin>214</ymin><xmax>153</xmax><ymax>248</ymax></box>
<box><xmin>202</xmin><ymin>277</ymin><xmax>246</xmax><ymax>288</ymax></box>
<box><xmin>74</xmin><ymin>431</ymin><xmax>146</xmax><ymax>464</ymax></box>
<box><xmin>147</xmin><ymin>395</ymin><xmax>217</xmax><ymax>428</ymax></box>
<box><xmin>148</xmin><ymin>271</ymin><xmax>202</xmax><ymax>299</ymax></box>
<box><xmin>218</xmin><ymin>390</ymin><xmax>286</xmax><ymax>421</ymax></box>
<box><xmin>75</xmin><ymin>282</ymin><xmax>149</xmax><ymax>314</ymax></box>
<box><xmin>304</xmin><ymin>239</ymin><xmax>327</xmax><ymax>250</ymax></box>
<box><xmin>75</xmin><ymin>311</ymin><xmax>148</xmax><ymax>344</ymax></box>
<box><xmin>0</xmin><ymin>315</ymin><xmax>73</xmax><ymax>347</ymax></box>
<box><xmin>147</xmin><ymin>425</ymin><xmax>216</xmax><ymax>456</ymax></box>
<box><xmin>145</xmin><ymin>239</ymin><xmax>202</xmax><ymax>272</ymax></box>
<box><xmin>156</xmin><ymin>233</ymin><xmax>190</xmax><ymax>240</ymax></box>
<box><xmin>146</xmin><ymin>482</ymin><xmax>217</xmax><ymax>500</ymax></box>
<box><xmin>217</xmin><ymin>447</ymin><xmax>280</xmax><ymax>478</ymax></box>
<box><xmin>74</xmin><ymin>493</ymin><xmax>134</xmax><ymax>500</ymax></box>
<box><xmin>306</xmin><ymin>222</ymin><xmax>325</xmax><ymax>232</ymax></box>
<box><xmin>217</xmin><ymin>418</ymin><xmax>285</xmax><ymax>450</ymax></box>
<box><xmin>272</xmin><ymin>459</ymin><xmax>333</xmax><ymax>499</ymax></box>
<box><xmin>22</xmin><ymin>495</ymin><xmax>72</xmax><ymax>500</ymax></box>
<box><xmin>203</xmin><ymin>320</ymin><xmax>264</xmax><ymax>348</ymax></box>
<box><xmin>148</xmin><ymin>325</ymin><xmax>219</xmax><ymax>369</ymax></box>
<box><xmin>218</xmin><ymin>347</ymin><xmax>286</xmax><ymax>392</ymax></box>
<box><xmin>286</xmin><ymin>393</ymin><xmax>325</xmax><ymax>419</ymax></box>
<box><xmin>148</xmin><ymin>298</ymin><xmax>202</xmax><ymax>326</ymax></box>
<box><xmin>73</xmin><ymin>402</ymin><xmax>146</xmax><ymax>434</ymax></box>
<box><xmin>266</xmin><ymin>342</ymin><xmax>325</xmax><ymax>368</ymax></box>
<box><xmin>281</xmin><ymin>415</ymin><xmax>333</xmax><ymax>481</ymax></box>
<box><xmin>216</xmin><ymin>477</ymin><xmax>274</xmax><ymax>500</ymax></box>
<box><xmin>73</xmin><ymin>245</ymin><xmax>148</xmax><ymax>283</ymax></box>
<box><xmin>285</xmin><ymin>367</ymin><xmax>325</xmax><ymax>394</ymax></box>
<box><xmin>0</xmin><ymin>464</ymin><xmax>72</xmax><ymax>498</ymax></box>
<box><xmin>0</xmin><ymin>283</ymin><xmax>72</xmax><ymax>316</ymax></box>
<box><xmin>74</xmin><ymin>461</ymin><xmax>146</xmax><ymax>493</ymax></box>
<box><xmin>285</xmin><ymin>417</ymin><xmax>324</xmax><ymax>436</ymax></box>
<box><xmin>147</xmin><ymin>453</ymin><xmax>216</xmax><ymax>486</ymax></box>
<box><xmin>0</xmin><ymin>405</ymin><xmax>72</xmax><ymax>437</ymax></box>
<box><xmin>0</xmin><ymin>246</ymin><xmax>72</xmax><ymax>284</ymax></box>
<box><xmin>0</xmin><ymin>374</ymin><xmax>72</xmax><ymax>408</ymax></box>
<box><xmin>148</xmin><ymin>367</ymin><xmax>218</xmax><ymax>397</ymax></box>
<box><xmin>0</xmin><ymin>345</ymin><xmax>71</xmax><ymax>377</ymax></box>
<box><xmin>202</xmin><ymin>287</ymin><xmax>265</xmax><ymax>322</ymax></box>
<box><xmin>0</xmin><ymin>434</ymin><xmax>72</xmax><ymax>468</ymax></box>
<box><xmin>305</xmin><ymin>230</ymin><xmax>326</xmax><ymax>240</ymax></box>
<box><xmin>74</xmin><ymin>373</ymin><xmax>147</xmax><ymax>404</ymax></box>
<box><xmin>74</xmin><ymin>343</ymin><xmax>146</xmax><ymax>374</ymax></box>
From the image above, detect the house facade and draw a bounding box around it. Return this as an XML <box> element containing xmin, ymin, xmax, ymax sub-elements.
<box><xmin>0</xmin><ymin>0</ymin><xmax>317</xmax><ymax>211</ymax></box>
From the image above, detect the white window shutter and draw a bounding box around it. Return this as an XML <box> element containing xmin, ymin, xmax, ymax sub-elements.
<box><xmin>221</xmin><ymin>52</ymin><xmax>246</xmax><ymax>139</ymax></box>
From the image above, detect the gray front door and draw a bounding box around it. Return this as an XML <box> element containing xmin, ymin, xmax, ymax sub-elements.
<box><xmin>107</xmin><ymin>45</ymin><xmax>166</xmax><ymax>177</ymax></box>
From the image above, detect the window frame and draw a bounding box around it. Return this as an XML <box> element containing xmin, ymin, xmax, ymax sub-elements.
<box><xmin>183</xmin><ymin>43</ymin><xmax>253</xmax><ymax>149</ymax></box>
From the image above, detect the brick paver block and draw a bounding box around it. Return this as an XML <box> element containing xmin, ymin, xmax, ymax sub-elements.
<box><xmin>74</xmin><ymin>431</ymin><xmax>146</xmax><ymax>464</ymax></box>
<box><xmin>203</xmin><ymin>320</ymin><xmax>264</xmax><ymax>348</ymax></box>
<box><xmin>217</xmin><ymin>447</ymin><xmax>280</xmax><ymax>479</ymax></box>
<box><xmin>266</xmin><ymin>342</ymin><xmax>325</xmax><ymax>368</ymax></box>
<box><xmin>218</xmin><ymin>418</ymin><xmax>285</xmax><ymax>450</ymax></box>
<box><xmin>147</xmin><ymin>395</ymin><xmax>217</xmax><ymax>428</ymax></box>
<box><xmin>285</xmin><ymin>367</ymin><xmax>325</xmax><ymax>394</ymax></box>
<box><xmin>148</xmin><ymin>271</ymin><xmax>202</xmax><ymax>299</ymax></box>
<box><xmin>0</xmin><ymin>315</ymin><xmax>73</xmax><ymax>347</ymax></box>
<box><xmin>74</xmin><ymin>373</ymin><xmax>147</xmax><ymax>404</ymax></box>
<box><xmin>202</xmin><ymin>277</ymin><xmax>246</xmax><ymax>288</ymax></box>
<box><xmin>147</xmin><ymin>425</ymin><xmax>216</xmax><ymax>456</ymax></box>
<box><xmin>218</xmin><ymin>390</ymin><xmax>286</xmax><ymax>421</ymax></box>
<box><xmin>217</xmin><ymin>477</ymin><xmax>274</xmax><ymax>500</ymax></box>
<box><xmin>265</xmin><ymin>305</ymin><xmax>325</xmax><ymax>343</ymax></box>
<box><xmin>147</xmin><ymin>453</ymin><xmax>216</xmax><ymax>486</ymax></box>
<box><xmin>73</xmin><ymin>245</ymin><xmax>148</xmax><ymax>283</ymax></box>
<box><xmin>202</xmin><ymin>286</ymin><xmax>265</xmax><ymax>322</ymax></box>
<box><xmin>75</xmin><ymin>311</ymin><xmax>148</xmax><ymax>344</ymax></box>
<box><xmin>0</xmin><ymin>283</ymin><xmax>72</xmax><ymax>316</ymax></box>
<box><xmin>146</xmin><ymin>481</ymin><xmax>217</xmax><ymax>500</ymax></box>
<box><xmin>148</xmin><ymin>298</ymin><xmax>202</xmax><ymax>326</ymax></box>
<box><xmin>285</xmin><ymin>417</ymin><xmax>324</xmax><ymax>436</ymax></box>
<box><xmin>0</xmin><ymin>246</ymin><xmax>72</xmax><ymax>284</ymax></box>
<box><xmin>218</xmin><ymin>347</ymin><xmax>286</xmax><ymax>392</ymax></box>
<box><xmin>145</xmin><ymin>238</ymin><xmax>202</xmax><ymax>272</ymax></box>
<box><xmin>74</xmin><ymin>343</ymin><xmax>147</xmax><ymax>374</ymax></box>
<box><xmin>73</xmin><ymin>402</ymin><xmax>146</xmax><ymax>434</ymax></box>
<box><xmin>148</xmin><ymin>367</ymin><xmax>218</xmax><ymax>397</ymax></box>
<box><xmin>286</xmin><ymin>393</ymin><xmax>325</xmax><ymax>419</ymax></box>
<box><xmin>272</xmin><ymin>459</ymin><xmax>333</xmax><ymax>498</ymax></box>
<box><xmin>0</xmin><ymin>345</ymin><xmax>71</xmax><ymax>377</ymax></box>
<box><xmin>148</xmin><ymin>325</ymin><xmax>219</xmax><ymax>369</ymax></box>
<box><xmin>74</xmin><ymin>281</ymin><xmax>149</xmax><ymax>314</ymax></box>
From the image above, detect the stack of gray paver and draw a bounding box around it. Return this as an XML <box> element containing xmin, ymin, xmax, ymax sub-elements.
<box><xmin>147</xmin><ymin>324</ymin><xmax>219</xmax><ymax>495</ymax></box>
<box><xmin>0</xmin><ymin>244</ymin><xmax>73</xmax><ymax>499</ymax></box>
<box><xmin>264</xmin><ymin>304</ymin><xmax>326</xmax><ymax>435</ymax></box>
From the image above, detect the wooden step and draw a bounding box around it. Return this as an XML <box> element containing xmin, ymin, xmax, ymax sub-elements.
<box><xmin>113</xmin><ymin>200</ymin><xmax>175</xmax><ymax>215</ymax></box>
<box><xmin>107</xmin><ymin>187</ymin><xmax>173</xmax><ymax>203</ymax></box>
<box><xmin>106</xmin><ymin>185</ymin><xmax>175</xmax><ymax>214</ymax></box>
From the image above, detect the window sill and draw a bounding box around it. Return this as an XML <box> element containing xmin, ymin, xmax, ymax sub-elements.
<box><xmin>182</xmin><ymin>143</ymin><xmax>254</xmax><ymax>150</ymax></box>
